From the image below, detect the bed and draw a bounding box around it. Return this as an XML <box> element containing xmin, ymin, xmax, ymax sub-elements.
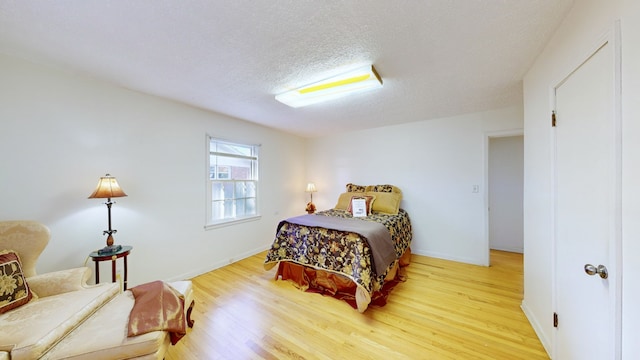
<box><xmin>264</xmin><ymin>183</ymin><xmax>412</xmax><ymax>312</ymax></box>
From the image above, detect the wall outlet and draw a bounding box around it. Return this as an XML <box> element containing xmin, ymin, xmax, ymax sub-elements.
<box><xmin>473</xmin><ymin>185</ymin><xmax>480</xmax><ymax>193</ymax></box>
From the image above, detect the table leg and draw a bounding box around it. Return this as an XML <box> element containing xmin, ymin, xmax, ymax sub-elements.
<box><xmin>94</xmin><ymin>261</ymin><xmax>100</xmax><ymax>284</ymax></box>
<box><xmin>124</xmin><ymin>255</ymin><xmax>128</xmax><ymax>290</ymax></box>
<box><xmin>111</xmin><ymin>258</ymin><xmax>116</xmax><ymax>284</ymax></box>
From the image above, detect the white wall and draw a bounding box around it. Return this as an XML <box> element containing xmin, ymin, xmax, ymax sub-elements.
<box><xmin>523</xmin><ymin>0</ymin><xmax>640</xmax><ymax>357</ymax></box>
<box><xmin>306</xmin><ymin>105</ymin><xmax>523</xmax><ymax>265</ymax></box>
<box><xmin>0</xmin><ymin>54</ymin><xmax>306</xmax><ymax>286</ymax></box>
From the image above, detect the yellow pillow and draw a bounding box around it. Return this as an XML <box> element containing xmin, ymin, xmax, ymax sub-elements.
<box><xmin>335</xmin><ymin>192</ymin><xmax>365</xmax><ymax>210</ymax></box>
<box><xmin>367</xmin><ymin>191</ymin><xmax>402</xmax><ymax>214</ymax></box>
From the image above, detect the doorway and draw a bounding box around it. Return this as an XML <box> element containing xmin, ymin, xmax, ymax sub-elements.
<box><xmin>488</xmin><ymin>135</ymin><xmax>524</xmax><ymax>253</ymax></box>
<box><xmin>484</xmin><ymin>130</ymin><xmax>524</xmax><ymax>266</ymax></box>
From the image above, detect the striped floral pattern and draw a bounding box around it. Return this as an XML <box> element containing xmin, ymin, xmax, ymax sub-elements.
<box><xmin>367</xmin><ymin>184</ymin><xmax>396</xmax><ymax>193</ymax></box>
<box><xmin>346</xmin><ymin>183</ymin><xmax>367</xmax><ymax>192</ymax></box>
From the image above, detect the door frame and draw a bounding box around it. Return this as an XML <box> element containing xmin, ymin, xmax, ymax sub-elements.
<box><xmin>549</xmin><ymin>21</ymin><xmax>622</xmax><ymax>359</ymax></box>
<box><xmin>483</xmin><ymin>129</ymin><xmax>524</xmax><ymax>266</ymax></box>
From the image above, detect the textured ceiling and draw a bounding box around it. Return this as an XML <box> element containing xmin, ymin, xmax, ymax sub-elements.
<box><xmin>0</xmin><ymin>1</ymin><xmax>574</xmax><ymax>138</ymax></box>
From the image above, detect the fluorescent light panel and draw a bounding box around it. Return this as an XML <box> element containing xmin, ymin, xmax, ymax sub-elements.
<box><xmin>276</xmin><ymin>65</ymin><xmax>383</xmax><ymax>108</ymax></box>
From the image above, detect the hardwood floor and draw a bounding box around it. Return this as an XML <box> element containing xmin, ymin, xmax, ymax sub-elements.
<box><xmin>165</xmin><ymin>250</ymin><xmax>548</xmax><ymax>360</ymax></box>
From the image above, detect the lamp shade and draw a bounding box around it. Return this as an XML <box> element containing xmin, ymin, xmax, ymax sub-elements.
<box><xmin>88</xmin><ymin>174</ymin><xmax>128</xmax><ymax>199</ymax></box>
<box><xmin>306</xmin><ymin>183</ymin><xmax>317</xmax><ymax>193</ymax></box>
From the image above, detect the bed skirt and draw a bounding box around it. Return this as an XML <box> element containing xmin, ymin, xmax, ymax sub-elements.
<box><xmin>274</xmin><ymin>247</ymin><xmax>412</xmax><ymax>312</ymax></box>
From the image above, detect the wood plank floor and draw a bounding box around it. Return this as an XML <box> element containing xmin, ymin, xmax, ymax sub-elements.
<box><xmin>165</xmin><ymin>250</ymin><xmax>549</xmax><ymax>360</ymax></box>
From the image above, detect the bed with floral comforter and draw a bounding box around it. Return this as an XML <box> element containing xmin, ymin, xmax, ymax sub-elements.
<box><xmin>264</xmin><ymin>205</ymin><xmax>412</xmax><ymax>312</ymax></box>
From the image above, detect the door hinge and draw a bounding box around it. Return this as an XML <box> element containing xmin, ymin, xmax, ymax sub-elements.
<box><xmin>552</xmin><ymin>111</ymin><xmax>557</xmax><ymax>127</ymax></box>
<box><xmin>553</xmin><ymin>312</ymin><xmax>559</xmax><ymax>328</ymax></box>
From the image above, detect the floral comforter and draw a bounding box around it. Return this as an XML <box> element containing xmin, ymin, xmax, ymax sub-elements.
<box><xmin>264</xmin><ymin>209</ymin><xmax>412</xmax><ymax>295</ymax></box>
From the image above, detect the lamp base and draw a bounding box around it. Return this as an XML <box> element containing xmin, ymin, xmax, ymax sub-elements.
<box><xmin>305</xmin><ymin>202</ymin><xmax>316</xmax><ymax>214</ymax></box>
<box><xmin>97</xmin><ymin>244</ymin><xmax>122</xmax><ymax>255</ymax></box>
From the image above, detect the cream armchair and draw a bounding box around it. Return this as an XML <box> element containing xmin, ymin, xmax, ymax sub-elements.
<box><xmin>0</xmin><ymin>220</ymin><xmax>96</xmax><ymax>296</ymax></box>
<box><xmin>1</xmin><ymin>221</ymin><xmax>194</xmax><ymax>360</ymax></box>
<box><xmin>0</xmin><ymin>220</ymin><xmax>120</xmax><ymax>360</ymax></box>
<box><xmin>0</xmin><ymin>220</ymin><xmax>50</xmax><ymax>278</ymax></box>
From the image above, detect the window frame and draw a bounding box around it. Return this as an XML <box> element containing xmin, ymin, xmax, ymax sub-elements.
<box><xmin>205</xmin><ymin>135</ymin><xmax>261</xmax><ymax>229</ymax></box>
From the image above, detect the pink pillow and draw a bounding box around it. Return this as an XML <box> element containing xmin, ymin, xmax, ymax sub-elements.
<box><xmin>347</xmin><ymin>195</ymin><xmax>375</xmax><ymax>216</ymax></box>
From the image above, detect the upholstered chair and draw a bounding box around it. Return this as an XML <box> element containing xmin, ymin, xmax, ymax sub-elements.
<box><xmin>0</xmin><ymin>220</ymin><xmax>94</xmax><ymax>298</ymax></box>
<box><xmin>1</xmin><ymin>221</ymin><xmax>123</xmax><ymax>359</ymax></box>
<box><xmin>1</xmin><ymin>221</ymin><xmax>190</xmax><ymax>359</ymax></box>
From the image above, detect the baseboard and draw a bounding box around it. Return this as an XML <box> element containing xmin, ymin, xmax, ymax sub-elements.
<box><xmin>521</xmin><ymin>299</ymin><xmax>552</xmax><ymax>358</ymax></box>
<box><xmin>411</xmin><ymin>248</ymin><xmax>488</xmax><ymax>266</ymax></box>
<box><xmin>490</xmin><ymin>245</ymin><xmax>524</xmax><ymax>253</ymax></box>
<box><xmin>165</xmin><ymin>244</ymin><xmax>270</xmax><ymax>282</ymax></box>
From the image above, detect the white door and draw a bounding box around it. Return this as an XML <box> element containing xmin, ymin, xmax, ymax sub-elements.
<box><xmin>489</xmin><ymin>135</ymin><xmax>524</xmax><ymax>253</ymax></box>
<box><xmin>554</xmin><ymin>40</ymin><xmax>618</xmax><ymax>359</ymax></box>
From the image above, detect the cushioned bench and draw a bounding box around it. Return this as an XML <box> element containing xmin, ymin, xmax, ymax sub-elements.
<box><xmin>0</xmin><ymin>282</ymin><xmax>120</xmax><ymax>360</ymax></box>
<box><xmin>41</xmin><ymin>281</ymin><xmax>194</xmax><ymax>360</ymax></box>
<box><xmin>169</xmin><ymin>281</ymin><xmax>195</xmax><ymax>328</ymax></box>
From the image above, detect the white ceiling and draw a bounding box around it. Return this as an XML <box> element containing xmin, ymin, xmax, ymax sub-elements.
<box><xmin>0</xmin><ymin>1</ymin><xmax>574</xmax><ymax>138</ymax></box>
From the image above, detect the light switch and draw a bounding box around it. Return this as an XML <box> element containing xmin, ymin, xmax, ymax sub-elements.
<box><xmin>472</xmin><ymin>185</ymin><xmax>480</xmax><ymax>193</ymax></box>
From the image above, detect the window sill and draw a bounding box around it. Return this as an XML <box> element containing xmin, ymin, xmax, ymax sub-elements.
<box><xmin>205</xmin><ymin>215</ymin><xmax>262</xmax><ymax>230</ymax></box>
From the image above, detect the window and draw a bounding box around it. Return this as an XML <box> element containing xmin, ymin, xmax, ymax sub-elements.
<box><xmin>206</xmin><ymin>137</ymin><xmax>259</xmax><ymax>227</ymax></box>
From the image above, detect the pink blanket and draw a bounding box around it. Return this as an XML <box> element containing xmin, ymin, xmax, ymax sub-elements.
<box><xmin>128</xmin><ymin>281</ymin><xmax>186</xmax><ymax>345</ymax></box>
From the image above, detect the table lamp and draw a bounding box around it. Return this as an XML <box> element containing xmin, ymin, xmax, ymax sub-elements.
<box><xmin>305</xmin><ymin>182</ymin><xmax>317</xmax><ymax>214</ymax></box>
<box><xmin>88</xmin><ymin>173</ymin><xmax>127</xmax><ymax>254</ymax></box>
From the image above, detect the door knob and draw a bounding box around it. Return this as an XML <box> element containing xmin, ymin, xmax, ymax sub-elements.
<box><xmin>584</xmin><ymin>264</ymin><xmax>608</xmax><ymax>279</ymax></box>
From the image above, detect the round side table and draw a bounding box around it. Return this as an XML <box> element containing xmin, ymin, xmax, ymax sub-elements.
<box><xmin>89</xmin><ymin>245</ymin><xmax>132</xmax><ymax>290</ymax></box>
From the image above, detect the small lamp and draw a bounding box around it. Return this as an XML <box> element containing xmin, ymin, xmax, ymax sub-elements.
<box><xmin>88</xmin><ymin>173</ymin><xmax>127</xmax><ymax>254</ymax></box>
<box><xmin>305</xmin><ymin>183</ymin><xmax>317</xmax><ymax>214</ymax></box>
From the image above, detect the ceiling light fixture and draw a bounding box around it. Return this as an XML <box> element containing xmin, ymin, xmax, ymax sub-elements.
<box><xmin>276</xmin><ymin>65</ymin><xmax>383</xmax><ymax>108</ymax></box>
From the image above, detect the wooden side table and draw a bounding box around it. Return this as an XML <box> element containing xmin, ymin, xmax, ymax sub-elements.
<box><xmin>89</xmin><ymin>245</ymin><xmax>132</xmax><ymax>290</ymax></box>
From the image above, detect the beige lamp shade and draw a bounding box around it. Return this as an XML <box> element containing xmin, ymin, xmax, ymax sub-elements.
<box><xmin>88</xmin><ymin>174</ymin><xmax>128</xmax><ymax>199</ymax></box>
<box><xmin>306</xmin><ymin>183</ymin><xmax>317</xmax><ymax>193</ymax></box>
